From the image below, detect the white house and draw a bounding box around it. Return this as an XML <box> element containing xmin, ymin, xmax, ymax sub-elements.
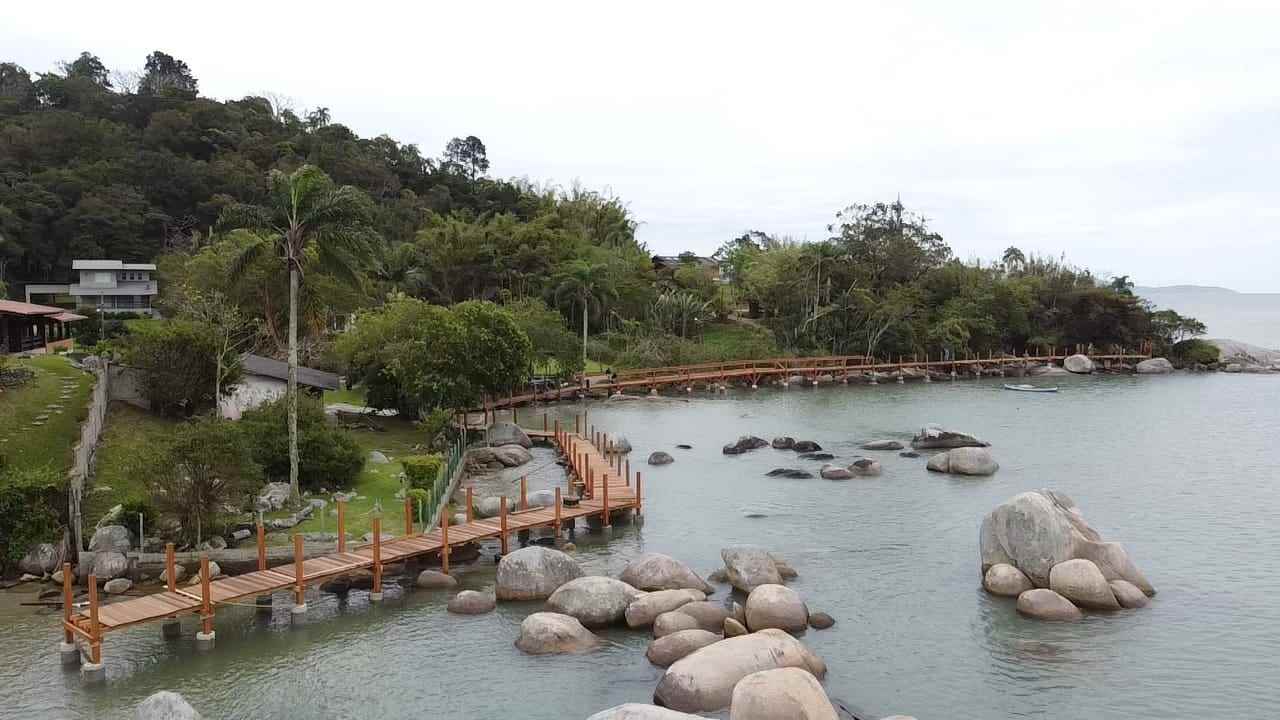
<box><xmin>25</xmin><ymin>259</ymin><xmax>159</xmax><ymax>316</ymax></box>
<box><xmin>219</xmin><ymin>354</ymin><xmax>340</xmax><ymax>420</ymax></box>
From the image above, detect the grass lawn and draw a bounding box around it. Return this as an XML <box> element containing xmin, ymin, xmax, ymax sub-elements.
<box><xmin>86</xmin><ymin>401</ymin><xmax>440</xmax><ymax>542</ymax></box>
<box><xmin>84</xmin><ymin>402</ymin><xmax>178</xmax><ymax>524</ymax></box>
<box><xmin>699</xmin><ymin>321</ymin><xmax>780</xmax><ymax>360</ymax></box>
<box><xmin>0</xmin><ymin>354</ymin><xmax>94</xmax><ymax>474</ymax></box>
<box><xmin>323</xmin><ymin>384</ymin><xmax>367</xmax><ymax>407</ymax></box>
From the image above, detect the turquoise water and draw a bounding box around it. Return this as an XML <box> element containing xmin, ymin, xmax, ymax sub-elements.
<box><xmin>2</xmin><ymin>373</ymin><xmax>1278</xmax><ymax>719</ymax></box>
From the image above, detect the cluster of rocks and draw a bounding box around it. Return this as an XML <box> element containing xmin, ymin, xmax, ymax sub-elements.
<box><xmin>769</xmin><ymin>437</ymin><xmax>823</xmax><ymax>452</ymax></box>
<box><xmin>912</xmin><ymin>426</ymin><xmax>999</xmax><ymax>477</ymax></box>
<box><xmin>980</xmin><ymin>489</ymin><xmax>1155</xmax><ymax>621</ymax></box>
<box><xmin>463</xmin><ymin>422</ymin><xmax>535</xmax><ymax>473</ymax></box>
<box><xmin>722</xmin><ymin>436</ymin><xmax>769</xmax><ymax>455</ymax></box>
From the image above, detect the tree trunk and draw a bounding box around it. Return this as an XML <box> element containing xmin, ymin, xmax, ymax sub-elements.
<box><xmin>581</xmin><ymin>298</ymin><xmax>589</xmax><ymax>368</ymax></box>
<box><xmin>288</xmin><ymin>266</ymin><xmax>301</xmax><ymax>503</ymax></box>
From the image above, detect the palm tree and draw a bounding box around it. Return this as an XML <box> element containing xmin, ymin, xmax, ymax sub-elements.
<box><xmin>1002</xmin><ymin>246</ymin><xmax>1026</xmax><ymax>273</ymax></box>
<box><xmin>553</xmin><ymin>260</ymin><xmax>616</xmax><ymax>367</ymax></box>
<box><xmin>802</xmin><ymin>241</ymin><xmax>844</xmax><ymax>323</ymax></box>
<box><xmin>219</xmin><ymin>165</ymin><xmax>374</xmax><ymax>501</ymax></box>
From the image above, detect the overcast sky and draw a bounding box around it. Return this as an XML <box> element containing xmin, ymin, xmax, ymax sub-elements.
<box><xmin>7</xmin><ymin>1</ymin><xmax>1279</xmax><ymax>291</ymax></box>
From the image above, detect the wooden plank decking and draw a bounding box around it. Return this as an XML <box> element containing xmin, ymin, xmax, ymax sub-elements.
<box><xmin>61</xmin><ymin>425</ymin><xmax>641</xmax><ymax>670</ymax></box>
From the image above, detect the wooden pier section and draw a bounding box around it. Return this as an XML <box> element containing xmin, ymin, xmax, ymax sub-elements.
<box><xmin>480</xmin><ymin>345</ymin><xmax>1154</xmax><ymax>412</ymax></box>
<box><xmin>60</xmin><ymin>423</ymin><xmax>641</xmax><ymax>675</ymax></box>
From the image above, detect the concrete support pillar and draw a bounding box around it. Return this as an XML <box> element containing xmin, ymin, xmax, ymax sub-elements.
<box><xmin>195</xmin><ymin>630</ymin><xmax>215</xmax><ymax>652</ymax></box>
<box><xmin>80</xmin><ymin>662</ymin><xmax>105</xmax><ymax>683</ymax></box>
<box><xmin>369</xmin><ymin>592</ymin><xmax>383</xmax><ymax>603</ymax></box>
<box><xmin>291</xmin><ymin>603</ymin><xmax>308</xmax><ymax>618</ymax></box>
<box><xmin>59</xmin><ymin>641</ymin><xmax>80</xmax><ymax>667</ymax></box>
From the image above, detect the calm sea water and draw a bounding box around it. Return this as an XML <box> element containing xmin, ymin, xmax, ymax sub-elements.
<box><xmin>3</xmin><ymin>373</ymin><xmax>1279</xmax><ymax>719</ymax></box>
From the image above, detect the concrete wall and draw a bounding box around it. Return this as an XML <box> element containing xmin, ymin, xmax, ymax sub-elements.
<box><xmin>219</xmin><ymin>374</ymin><xmax>287</xmax><ymax>420</ymax></box>
<box><xmin>68</xmin><ymin>360</ymin><xmax>110</xmax><ymax>555</ymax></box>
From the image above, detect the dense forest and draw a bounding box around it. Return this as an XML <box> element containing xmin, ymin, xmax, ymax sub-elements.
<box><xmin>0</xmin><ymin>50</ymin><xmax>1204</xmax><ymax>373</ymax></box>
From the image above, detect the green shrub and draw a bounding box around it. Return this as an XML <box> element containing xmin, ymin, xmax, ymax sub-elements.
<box><xmin>406</xmin><ymin>488</ymin><xmax>430</xmax><ymax>517</ymax></box>
<box><xmin>402</xmin><ymin>454</ymin><xmax>444</xmax><ymax>490</ymax></box>
<box><xmin>146</xmin><ymin>417</ymin><xmax>260</xmax><ymax>545</ymax></box>
<box><xmin>0</xmin><ymin>464</ymin><xmax>63</xmax><ymax>574</ymax></box>
<box><xmin>238</xmin><ymin>395</ymin><xmax>364</xmax><ymax>491</ymax></box>
<box><xmin>119</xmin><ymin>498</ymin><xmax>158</xmax><ymax>535</ymax></box>
<box><xmin>1171</xmin><ymin>338</ymin><xmax>1220</xmax><ymax>365</ymax></box>
<box><xmin>117</xmin><ymin>319</ymin><xmax>235</xmax><ymax>416</ymax></box>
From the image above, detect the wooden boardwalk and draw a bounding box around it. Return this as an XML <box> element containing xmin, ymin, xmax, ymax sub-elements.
<box><xmin>480</xmin><ymin>346</ymin><xmax>1154</xmax><ymax>412</ymax></box>
<box><xmin>60</xmin><ymin>424</ymin><xmax>641</xmax><ymax>676</ymax></box>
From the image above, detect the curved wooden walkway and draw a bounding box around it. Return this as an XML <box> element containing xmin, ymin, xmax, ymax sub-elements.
<box><xmin>60</xmin><ymin>423</ymin><xmax>640</xmax><ymax>676</ymax></box>
<box><xmin>481</xmin><ymin>345</ymin><xmax>1154</xmax><ymax>411</ymax></box>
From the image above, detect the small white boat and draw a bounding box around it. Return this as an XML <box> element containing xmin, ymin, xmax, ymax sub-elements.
<box><xmin>1003</xmin><ymin>383</ymin><xmax>1058</xmax><ymax>393</ymax></box>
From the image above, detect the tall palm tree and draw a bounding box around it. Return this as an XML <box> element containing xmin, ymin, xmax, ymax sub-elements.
<box><xmin>1002</xmin><ymin>246</ymin><xmax>1026</xmax><ymax>273</ymax></box>
<box><xmin>803</xmin><ymin>241</ymin><xmax>844</xmax><ymax>323</ymax></box>
<box><xmin>219</xmin><ymin>165</ymin><xmax>375</xmax><ymax>501</ymax></box>
<box><xmin>553</xmin><ymin>260</ymin><xmax>616</xmax><ymax>367</ymax></box>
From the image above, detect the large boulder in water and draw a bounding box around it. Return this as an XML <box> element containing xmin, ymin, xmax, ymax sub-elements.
<box><xmin>792</xmin><ymin>440</ymin><xmax>822</xmax><ymax>453</ymax></box>
<box><xmin>654</xmin><ymin>610</ymin><xmax>702</xmax><ymax>638</ymax></box>
<box><xmin>1063</xmin><ymin>354</ymin><xmax>1094</xmax><ymax>374</ymax></box>
<box><xmin>1015</xmin><ymin>589</ymin><xmax>1083</xmax><ymax>621</ymax></box>
<box><xmin>675</xmin><ymin>601</ymin><xmax>730</xmax><ymax>633</ymax></box>
<box><xmin>771</xmin><ymin>437</ymin><xmax>796</xmax><ymax>450</ymax></box>
<box><xmin>546</xmin><ymin>576</ymin><xmax>643</xmax><ymax>627</ymax></box>
<box><xmin>819</xmin><ymin>464</ymin><xmax>853</xmax><ymax>480</ymax></box>
<box><xmin>621</xmin><ymin>553</ymin><xmax>714</xmax><ymax>593</ymax></box>
<box><xmin>927</xmin><ymin>447</ymin><xmax>998</xmax><ymax>476</ymax></box>
<box><xmin>646</xmin><ymin>629</ymin><xmax>721</xmax><ymax>667</ymax></box>
<box><xmin>475</xmin><ymin>495</ymin><xmax>513</xmax><ymax>519</ymax></box>
<box><xmin>136</xmin><ymin>691</ymin><xmax>201</xmax><ymax>720</ymax></box>
<box><xmin>89</xmin><ymin>525</ymin><xmax>132</xmax><ymax>554</ymax></box>
<box><xmin>911</xmin><ymin>426</ymin><xmax>989</xmax><ymax>450</ymax></box>
<box><xmin>515</xmin><ymin>612</ymin><xmax>599</xmax><ymax>654</ymax></box>
<box><xmin>648</xmin><ymin>451</ymin><xmax>674</xmax><ymax>466</ymax></box>
<box><xmin>1136</xmin><ymin>357</ymin><xmax>1174</xmax><ymax>374</ymax></box>
<box><xmin>861</xmin><ymin>440</ymin><xmax>904</xmax><ymax>451</ymax></box>
<box><xmin>723</xmin><ymin>436</ymin><xmax>769</xmax><ymax>455</ymax></box>
<box><xmin>609</xmin><ymin>436</ymin><xmax>633</xmax><ymax>454</ymax></box>
<box><xmin>587</xmin><ymin>705</ymin><xmax>703</xmax><ymax>720</ymax></box>
<box><xmin>1049</xmin><ymin>559</ymin><xmax>1120</xmax><ymax>610</ymax></box>
<box><xmin>983</xmin><ymin>564</ymin><xmax>1033</xmax><ymax>597</ymax></box>
<box><xmin>652</xmin><ymin>629</ymin><xmax>827</xmax><ymax>713</ymax></box>
<box><xmin>729</xmin><ymin>667</ymin><xmax>838</xmax><ymax>720</ymax></box>
<box><xmin>487</xmin><ymin>421</ymin><xmax>532</xmax><ymax>448</ymax></box>
<box><xmin>848</xmin><ymin>457</ymin><xmax>882</xmax><ymax>477</ymax></box>
<box><xmin>447</xmin><ymin>590</ymin><xmax>496</xmax><ymax>615</ymax></box>
<box><xmin>626</xmin><ymin>589</ymin><xmax>706</xmax><ymax>628</ymax></box>
<box><xmin>490</xmin><ymin>444</ymin><xmax>532</xmax><ymax>467</ymax></box>
<box><xmin>496</xmin><ymin>546</ymin><xmax>583</xmax><ymax>600</ymax></box>
<box><xmin>721</xmin><ymin>546</ymin><xmax>782</xmax><ymax>592</ymax></box>
<box><xmin>744</xmin><ymin>584</ymin><xmax>808</xmax><ymax>632</ymax></box>
<box><xmin>1108</xmin><ymin>579</ymin><xmax>1150</xmax><ymax>608</ymax></box>
<box><xmin>980</xmin><ymin>490</ymin><xmax>1154</xmax><ymax>595</ymax></box>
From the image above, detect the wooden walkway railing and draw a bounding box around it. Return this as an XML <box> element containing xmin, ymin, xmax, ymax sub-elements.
<box><xmin>478</xmin><ymin>345</ymin><xmax>1154</xmax><ymax>413</ymax></box>
<box><xmin>60</xmin><ymin>422</ymin><xmax>640</xmax><ymax>679</ymax></box>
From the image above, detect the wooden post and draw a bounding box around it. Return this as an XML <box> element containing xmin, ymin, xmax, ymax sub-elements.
<box><xmin>293</xmin><ymin>534</ymin><xmax>305</xmax><ymax>607</ymax></box>
<box><xmin>626</xmin><ymin>459</ymin><xmax>631</xmax><ymax>486</ymax></box>
<box><xmin>197</xmin><ymin>554</ymin><xmax>213</xmax><ymax>639</ymax></box>
<box><xmin>404</xmin><ymin>494</ymin><xmax>413</xmax><ymax>536</ymax></box>
<box><xmin>499</xmin><ymin>497</ymin><xmax>509</xmax><ymax>555</ymax></box>
<box><xmin>465</xmin><ymin>486</ymin><xmax>474</xmax><ymax>522</ymax></box>
<box><xmin>253</xmin><ymin>521</ymin><xmax>265</xmax><ymax>571</ymax></box>
<box><xmin>520</xmin><ymin>476</ymin><xmax>528</xmax><ymax>511</ymax></box>
<box><xmin>636</xmin><ymin>471</ymin><xmax>643</xmax><ymax>512</ymax></box>
<box><xmin>588</xmin><ymin>467</ymin><xmax>594</xmax><ymax>498</ymax></box>
<box><xmin>87</xmin><ymin>573</ymin><xmax>102</xmax><ymax>664</ymax></box>
<box><xmin>543</xmin><ymin>413</ymin><xmax>548</xmax><ymax>432</ymax></box>
<box><xmin>603</xmin><ymin>432</ymin><xmax>609</xmax><ymax>455</ymax></box>
<box><xmin>166</xmin><ymin>543</ymin><xmax>177</xmax><ymax>591</ymax></box>
<box><xmin>372</xmin><ymin>516</ymin><xmax>382</xmax><ymax>595</ymax></box>
<box><xmin>337</xmin><ymin>500</ymin><xmax>346</xmax><ymax>554</ymax></box>
<box><xmin>575</xmin><ymin>414</ymin><xmax>580</xmax><ymax>434</ymax></box>
<box><xmin>61</xmin><ymin>562</ymin><xmax>74</xmax><ymax>644</ymax></box>
<box><xmin>440</xmin><ymin>511</ymin><xmax>450</xmax><ymax>575</ymax></box>
<box><xmin>513</xmin><ymin>403</ymin><xmax>518</xmax><ymax>425</ymax></box>
<box><xmin>554</xmin><ymin>487</ymin><xmax>562</xmax><ymax>536</ymax></box>
<box><xmin>601</xmin><ymin>468</ymin><xmax>610</xmax><ymax>527</ymax></box>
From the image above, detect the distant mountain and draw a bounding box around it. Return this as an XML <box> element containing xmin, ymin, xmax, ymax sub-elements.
<box><xmin>1137</xmin><ymin>285</ymin><xmax>1280</xmax><ymax>349</ymax></box>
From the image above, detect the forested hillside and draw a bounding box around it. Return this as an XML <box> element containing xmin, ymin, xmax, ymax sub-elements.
<box><xmin>1</xmin><ymin>50</ymin><xmax>1203</xmax><ymax>369</ymax></box>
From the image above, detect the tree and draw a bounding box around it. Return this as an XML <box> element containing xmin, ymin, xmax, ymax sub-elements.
<box><xmin>139</xmin><ymin>51</ymin><xmax>198</xmax><ymax>97</ymax></box>
<box><xmin>147</xmin><ymin>417</ymin><xmax>260</xmax><ymax>545</ymax></box>
<box><xmin>828</xmin><ymin>200</ymin><xmax>951</xmax><ymax>293</ymax></box>
<box><xmin>218</xmin><ymin>165</ymin><xmax>375</xmax><ymax>501</ymax></box>
<box><xmin>1002</xmin><ymin>246</ymin><xmax>1026</xmax><ymax>272</ymax></box>
<box><xmin>442</xmin><ymin>136</ymin><xmax>490</xmax><ymax>179</ymax></box>
<box><xmin>1109</xmin><ymin>275</ymin><xmax>1135</xmax><ymax>295</ymax></box>
<box><xmin>171</xmin><ymin>286</ymin><xmax>258</xmax><ymax>404</ymax></box>
<box><xmin>553</xmin><ymin>260</ymin><xmax>617</xmax><ymax>367</ymax></box>
<box><xmin>61</xmin><ymin>52</ymin><xmax>112</xmax><ymax>87</ymax></box>
<box><xmin>802</xmin><ymin>240</ymin><xmax>845</xmax><ymax>323</ymax></box>
<box><xmin>238</xmin><ymin>396</ymin><xmax>363</xmax><ymax>492</ymax></box>
<box><xmin>119</xmin><ymin>319</ymin><xmax>234</xmax><ymax>416</ymax></box>
<box><xmin>505</xmin><ymin>297</ymin><xmax>584</xmax><ymax>379</ymax></box>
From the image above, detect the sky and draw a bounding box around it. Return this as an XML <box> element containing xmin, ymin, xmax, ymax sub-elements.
<box><xmin>6</xmin><ymin>1</ymin><xmax>1280</xmax><ymax>291</ymax></box>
